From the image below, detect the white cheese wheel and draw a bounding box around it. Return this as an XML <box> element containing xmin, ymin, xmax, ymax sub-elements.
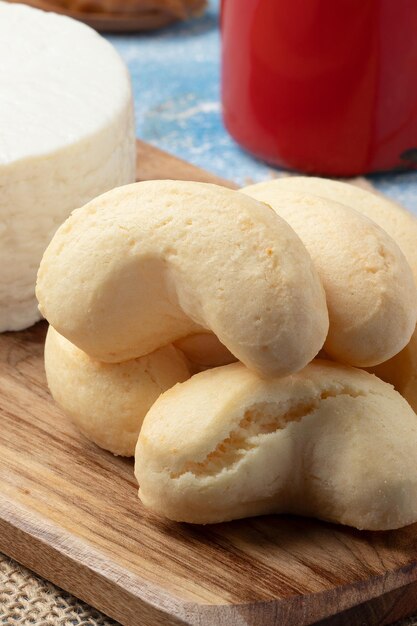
<box><xmin>0</xmin><ymin>1</ymin><xmax>136</xmax><ymax>331</ymax></box>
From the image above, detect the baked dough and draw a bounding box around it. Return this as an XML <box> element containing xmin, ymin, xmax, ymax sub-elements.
<box><xmin>262</xmin><ymin>176</ymin><xmax>417</xmax><ymax>273</ymax></box>
<box><xmin>243</xmin><ymin>183</ymin><xmax>417</xmax><ymax>367</ymax></box>
<box><xmin>37</xmin><ymin>180</ymin><xmax>329</xmax><ymax>378</ymax></box>
<box><xmin>0</xmin><ymin>2</ymin><xmax>136</xmax><ymax>331</ymax></box>
<box><xmin>268</xmin><ymin>177</ymin><xmax>417</xmax><ymax>411</ymax></box>
<box><xmin>135</xmin><ymin>360</ymin><xmax>417</xmax><ymax>530</ymax></box>
<box><xmin>45</xmin><ymin>326</ymin><xmax>190</xmax><ymax>456</ymax></box>
<box><xmin>370</xmin><ymin>333</ymin><xmax>417</xmax><ymax>412</ymax></box>
<box><xmin>174</xmin><ymin>333</ymin><xmax>236</xmax><ymax>372</ymax></box>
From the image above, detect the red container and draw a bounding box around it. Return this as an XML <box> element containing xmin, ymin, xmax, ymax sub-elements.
<box><xmin>221</xmin><ymin>0</ymin><xmax>417</xmax><ymax>176</ymax></box>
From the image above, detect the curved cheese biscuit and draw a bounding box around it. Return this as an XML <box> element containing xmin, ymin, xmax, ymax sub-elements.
<box><xmin>268</xmin><ymin>177</ymin><xmax>417</xmax><ymax>411</ymax></box>
<box><xmin>265</xmin><ymin>176</ymin><xmax>417</xmax><ymax>273</ymax></box>
<box><xmin>135</xmin><ymin>361</ymin><xmax>417</xmax><ymax>530</ymax></box>
<box><xmin>37</xmin><ymin>180</ymin><xmax>329</xmax><ymax>378</ymax></box>
<box><xmin>45</xmin><ymin>326</ymin><xmax>190</xmax><ymax>456</ymax></box>
<box><xmin>243</xmin><ymin>183</ymin><xmax>417</xmax><ymax>367</ymax></box>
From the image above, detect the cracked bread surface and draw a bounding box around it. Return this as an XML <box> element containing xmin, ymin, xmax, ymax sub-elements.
<box><xmin>135</xmin><ymin>360</ymin><xmax>417</xmax><ymax>529</ymax></box>
<box><xmin>243</xmin><ymin>183</ymin><xmax>417</xmax><ymax>368</ymax></box>
<box><xmin>45</xmin><ymin>326</ymin><xmax>190</xmax><ymax>456</ymax></box>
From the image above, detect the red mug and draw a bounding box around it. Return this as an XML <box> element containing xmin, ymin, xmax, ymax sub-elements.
<box><xmin>221</xmin><ymin>0</ymin><xmax>417</xmax><ymax>176</ymax></box>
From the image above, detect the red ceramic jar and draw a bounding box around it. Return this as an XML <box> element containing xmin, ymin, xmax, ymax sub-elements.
<box><xmin>221</xmin><ymin>0</ymin><xmax>417</xmax><ymax>176</ymax></box>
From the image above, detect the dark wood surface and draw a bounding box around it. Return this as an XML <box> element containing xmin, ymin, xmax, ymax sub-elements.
<box><xmin>5</xmin><ymin>0</ymin><xmax>208</xmax><ymax>33</ymax></box>
<box><xmin>1</xmin><ymin>143</ymin><xmax>417</xmax><ymax>626</ymax></box>
<box><xmin>136</xmin><ymin>139</ymin><xmax>237</xmax><ymax>188</ymax></box>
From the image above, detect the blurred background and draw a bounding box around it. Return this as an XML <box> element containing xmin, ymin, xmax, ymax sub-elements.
<box><xmin>9</xmin><ymin>0</ymin><xmax>417</xmax><ymax>208</ymax></box>
<box><xmin>105</xmin><ymin>0</ymin><xmax>417</xmax><ymax>210</ymax></box>
<box><xmin>107</xmin><ymin>0</ymin><xmax>266</xmax><ymax>185</ymax></box>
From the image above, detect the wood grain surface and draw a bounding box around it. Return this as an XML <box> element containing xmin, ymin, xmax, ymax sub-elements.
<box><xmin>5</xmin><ymin>0</ymin><xmax>207</xmax><ymax>32</ymax></box>
<box><xmin>1</xmin><ymin>142</ymin><xmax>417</xmax><ymax>626</ymax></box>
<box><xmin>136</xmin><ymin>139</ymin><xmax>237</xmax><ymax>188</ymax></box>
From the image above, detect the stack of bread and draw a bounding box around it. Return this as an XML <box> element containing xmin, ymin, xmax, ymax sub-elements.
<box><xmin>36</xmin><ymin>178</ymin><xmax>417</xmax><ymax>531</ymax></box>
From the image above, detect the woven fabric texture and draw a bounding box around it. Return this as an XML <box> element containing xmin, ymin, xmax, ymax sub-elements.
<box><xmin>0</xmin><ymin>553</ymin><xmax>118</xmax><ymax>626</ymax></box>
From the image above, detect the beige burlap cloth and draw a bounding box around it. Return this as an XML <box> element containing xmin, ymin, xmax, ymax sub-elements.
<box><xmin>1</xmin><ymin>550</ymin><xmax>417</xmax><ymax>625</ymax></box>
<box><xmin>0</xmin><ymin>553</ymin><xmax>118</xmax><ymax>626</ymax></box>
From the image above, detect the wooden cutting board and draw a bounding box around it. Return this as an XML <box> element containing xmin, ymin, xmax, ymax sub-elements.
<box><xmin>1</xmin><ymin>141</ymin><xmax>417</xmax><ymax>626</ymax></box>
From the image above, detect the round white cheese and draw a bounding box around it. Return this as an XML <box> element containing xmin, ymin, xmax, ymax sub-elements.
<box><xmin>0</xmin><ymin>1</ymin><xmax>136</xmax><ymax>331</ymax></box>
